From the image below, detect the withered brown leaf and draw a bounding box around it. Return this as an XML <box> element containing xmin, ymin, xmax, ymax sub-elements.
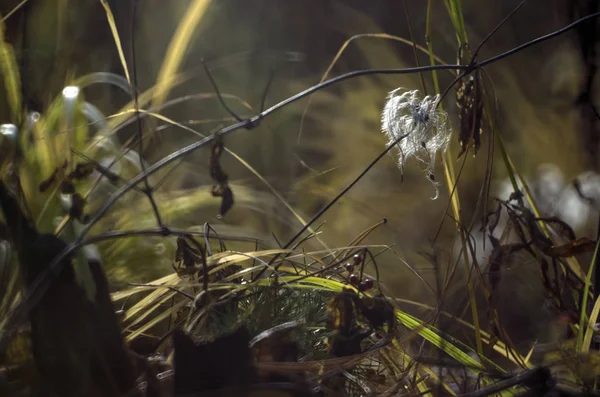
<box><xmin>69</xmin><ymin>193</ymin><xmax>89</xmax><ymax>223</ymax></box>
<box><xmin>39</xmin><ymin>160</ymin><xmax>68</xmax><ymax>192</ymax></box>
<box><xmin>209</xmin><ymin>133</ymin><xmax>234</xmax><ymax>218</ymax></box>
<box><xmin>547</xmin><ymin>237</ymin><xmax>596</xmax><ymax>258</ymax></box>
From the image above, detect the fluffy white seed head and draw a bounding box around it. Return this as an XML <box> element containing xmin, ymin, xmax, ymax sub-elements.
<box><xmin>381</xmin><ymin>89</ymin><xmax>452</xmax><ymax>199</ymax></box>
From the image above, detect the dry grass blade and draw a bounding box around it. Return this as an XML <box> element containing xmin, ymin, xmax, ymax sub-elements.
<box><xmin>124</xmin><ymin>290</ymin><xmax>177</xmax><ymax>331</ymax></box>
<box><xmin>125</xmin><ymin>299</ymin><xmax>188</xmax><ymax>343</ymax></box>
<box><xmin>111</xmin><ymin>272</ymin><xmax>180</xmax><ymax>301</ymax></box>
<box><xmin>206</xmin><ymin>249</ymin><xmax>293</xmax><ymax>267</ymax></box>
<box><xmin>1</xmin><ymin>0</ymin><xmax>29</xmax><ymax>22</ymax></box>
<box><xmin>99</xmin><ymin>0</ymin><xmax>131</xmax><ymax>85</ymax></box>
<box><xmin>580</xmin><ymin>235</ymin><xmax>600</xmax><ymax>352</ymax></box>
<box><xmin>583</xmin><ymin>294</ymin><xmax>600</xmax><ymax>352</ymax></box>
<box><xmin>120</xmin><ymin>274</ymin><xmax>181</xmax><ymax>321</ymax></box>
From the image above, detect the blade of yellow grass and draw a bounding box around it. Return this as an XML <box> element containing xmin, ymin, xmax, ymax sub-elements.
<box><xmin>320</xmin><ymin>33</ymin><xmax>448</xmax><ymax>85</ymax></box>
<box><xmin>425</xmin><ymin>0</ymin><xmax>483</xmax><ymax>356</ymax></box>
<box><xmin>112</xmin><ymin>249</ymin><xmax>291</xmax><ymax>308</ymax></box>
<box><xmin>2</xmin><ymin>0</ymin><xmax>29</xmax><ymax>22</ymax></box>
<box><xmin>152</xmin><ymin>0</ymin><xmax>212</xmax><ymax>108</ymax></box>
<box><xmin>125</xmin><ymin>299</ymin><xmax>188</xmax><ymax>343</ymax></box>
<box><xmin>523</xmin><ymin>344</ymin><xmax>535</xmax><ymax>366</ymax></box>
<box><xmin>111</xmin><ymin>272</ymin><xmax>180</xmax><ymax>301</ymax></box>
<box><xmin>123</xmin><ymin>287</ymin><xmax>174</xmax><ymax>323</ymax></box>
<box><xmin>397</xmin><ymin>310</ymin><xmax>498</xmax><ymax>375</ymax></box>
<box><xmin>125</xmin><ymin>291</ymin><xmax>176</xmax><ymax>331</ymax></box>
<box><xmin>119</xmin><ymin>274</ymin><xmax>181</xmax><ymax>321</ymax></box>
<box><xmin>287</xmin><ymin>245</ymin><xmax>390</xmax><ymax>260</ymax></box>
<box><xmin>99</xmin><ymin>0</ymin><xmax>131</xmax><ymax>85</ymax></box>
<box><xmin>0</xmin><ymin>16</ymin><xmax>21</xmax><ymax>123</ymax></box>
<box><xmin>580</xmin><ymin>236</ymin><xmax>600</xmax><ymax>352</ymax></box>
<box><xmin>582</xmin><ymin>292</ymin><xmax>600</xmax><ymax>353</ymax></box>
<box><xmin>206</xmin><ymin>249</ymin><xmax>293</xmax><ymax>266</ymax></box>
<box><xmin>395</xmin><ymin>298</ymin><xmax>529</xmax><ymax>369</ymax></box>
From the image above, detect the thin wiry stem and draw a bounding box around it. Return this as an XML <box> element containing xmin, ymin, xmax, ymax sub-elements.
<box><xmin>202</xmin><ymin>59</ymin><xmax>244</xmax><ymax>123</ymax></box>
<box><xmin>131</xmin><ymin>0</ymin><xmax>164</xmax><ymax>230</ymax></box>
<box><xmin>252</xmin><ymin>133</ymin><xmax>410</xmax><ymax>281</ymax></box>
<box><xmin>479</xmin><ymin>11</ymin><xmax>600</xmax><ymax>69</ymax></box>
<box><xmin>403</xmin><ymin>0</ymin><xmax>427</xmax><ymax>93</ymax></box>
<box><xmin>259</xmin><ymin>69</ymin><xmax>275</xmax><ymax>114</ymax></box>
<box><xmin>2</xmin><ymin>11</ymin><xmax>600</xmax><ymax>354</ymax></box>
<box><xmin>436</xmin><ymin>0</ymin><xmax>527</xmax><ymax>107</ymax></box>
<box><xmin>472</xmin><ymin>1</ymin><xmax>526</xmax><ymax>63</ymax></box>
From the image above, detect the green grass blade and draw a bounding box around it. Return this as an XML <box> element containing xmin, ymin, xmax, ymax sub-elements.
<box><xmin>579</xmin><ymin>237</ymin><xmax>600</xmax><ymax>352</ymax></box>
<box><xmin>0</xmin><ymin>16</ymin><xmax>22</xmax><ymax>124</ymax></box>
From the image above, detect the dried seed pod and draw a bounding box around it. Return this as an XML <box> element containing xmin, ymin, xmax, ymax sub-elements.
<box><xmin>69</xmin><ymin>162</ymin><xmax>96</xmax><ymax>180</ymax></box>
<box><xmin>358</xmin><ymin>279</ymin><xmax>374</xmax><ymax>292</ymax></box>
<box><xmin>456</xmin><ymin>45</ymin><xmax>484</xmax><ymax>159</ymax></box>
<box><xmin>456</xmin><ymin>72</ymin><xmax>483</xmax><ymax>158</ymax></box>
<box><xmin>69</xmin><ymin>193</ymin><xmax>89</xmax><ymax>223</ymax></box>
<box><xmin>209</xmin><ymin>133</ymin><xmax>234</xmax><ymax>218</ymax></box>
<box><xmin>362</xmin><ymin>278</ymin><xmax>374</xmax><ymax>290</ymax></box>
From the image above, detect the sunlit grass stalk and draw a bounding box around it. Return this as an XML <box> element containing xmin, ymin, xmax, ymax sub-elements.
<box><xmin>443</xmin><ymin>0</ymin><xmax>469</xmax><ymax>45</ymax></box>
<box><xmin>580</xmin><ymin>237</ymin><xmax>600</xmax><ymax>352</ymax></box>
<box><xmin>0</xmin><ymin>15</ymin><xmax>21</xmax><ymax>124</ymax></box>
<box><xmin>99</xmin><ymin>0</ymin><xmax>131</xmax><ymax>85</ymax></box>
<box><xmin>152</xmin><ymin>0</ymin><xmax>212</xmax><ymax>108</ymax></box>
<box><xmin>426</xmin><ymin>0</ymin><xmax>484</xmax><ymax>357</ymax></box>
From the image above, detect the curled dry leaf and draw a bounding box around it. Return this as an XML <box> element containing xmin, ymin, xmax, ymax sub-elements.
<box><xmin>209</xmin><ymin>133</ymin><xmax>234</xmax><ymax>218</ymax></box>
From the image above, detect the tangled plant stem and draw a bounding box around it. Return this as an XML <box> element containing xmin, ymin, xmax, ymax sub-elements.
<box><xmin>2</xmin><ymin>10</ymin><xmax>600</xmax><ymax>356</ymax></box>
